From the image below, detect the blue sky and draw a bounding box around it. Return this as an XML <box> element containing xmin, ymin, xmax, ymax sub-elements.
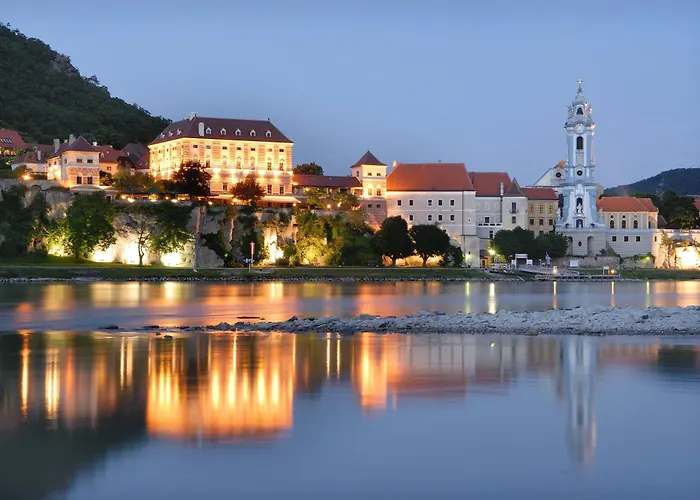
<box><xmin>3</xmin><ymin>0</ymin><xmax>699</xmax><ymax>187</ymax></box>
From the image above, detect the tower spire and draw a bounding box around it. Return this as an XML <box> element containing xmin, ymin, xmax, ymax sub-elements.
<box><xmin>577</xmin><ymin>77</ymin><xmax>584</xmax><ymax>93</ymax></box>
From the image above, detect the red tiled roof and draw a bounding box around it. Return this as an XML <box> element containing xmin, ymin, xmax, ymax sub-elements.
<box><xmin>504</xmin><ymin>178</ymin><xmax>525</xmax><ymax>196</ymax></box>
<box><xmin>11</xmin><ymin>151</ymin><xmax>46</xmax><ymax>165</ymax></box>
<box><xmin>94</xmin><ymin>145</ymin><xmax>127</xmax><ymax>164</ymax></box>
<box><xmin>293</xmin><ymin>174</ymin><xmax>362</xmax><ymax>189</ymax></box>
<box><xmin>135</xmin><ymin>151</ymin><xmax>150</xmax><ymax>170</ymax></box>
<box><xmin>387</xmin><ymin>163</ymin><xmax>475</xmax><ymax>192</ymax></box>
<box><xmin>468</xmin><ymin>172</ymin><xmax>511</xmax><ymax>197</ymax></box>
<box><xmin>694</xmin><ymin>198</ymin><xmax>700</xmax><ymax>212</ymax></box>
<box><xmin>47</xmin><ymin>136</ymin><xmax>97</xmax><ymax>158</ymax></box>
<box><xmin>0</xmin><ymin>129</ymin><xmax>31</xmax><ymax>150</ymax></box>
<box><xmin>150</xmin><ymin>116</ymin><xmax>291</xmax><ymax>145</ymax></box>
<box><xmin>350</xmin><ymin>150</ymin><xmax>386</xmax><ymax>168</ymax></box>
<box><xmin>36</xmin><ymin>144</ymin><xmax>55</xmax><ymax>154</ymax></box>
<box><xmin>522</xmin><ymin>187</ymin><xmax>558</xmax><ymax>200</ymax></box>
<box><xmin>596</xmin><ymin>196</ymin><xmax>658</xmax><ymax>213</ymax></box>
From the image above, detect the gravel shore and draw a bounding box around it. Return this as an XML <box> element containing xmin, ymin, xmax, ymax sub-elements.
<box><xmin>109</xmin><ymin>306</ymin><xmax>700</xmax><ymax>336</ymax></box>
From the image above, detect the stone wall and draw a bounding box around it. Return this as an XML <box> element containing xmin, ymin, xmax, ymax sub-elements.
<box><xmin>552</xmin><ymin>255</ymin><xmax>620</xmax><ymax>268</ymax></box>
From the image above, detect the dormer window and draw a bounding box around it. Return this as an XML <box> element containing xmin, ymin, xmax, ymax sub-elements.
<box><xmin>168</xmin><ymin>131</ymin><xmax>173</xmax><ymax>137</ymax></box>
<box><xmin>235</xmin><ymin>129</ymin><xmax>241</xmax><ymax>136</ymax></box>
<box><xmin>221</xmin><ymin>128</ymin><xmax>227</xmax><ymax>136</ymax></box>
<box><xmin>250</xmin><ymin>130</ymin><xmax>256</xmax><ymax>137</ymax></box>
<box><xmin>205</xmin><ymin>127</ymin><xmax>212</xmax><ymax>135</ymax></box>
<box><xmin>176</xmin><ymin>129</ymin><xmax>182</xmax><ymax>135</ymax></box>
<box><xmin>265</xmin><ymin>130</ymin><xmax>272</xmax><ymax>138</ymax></box>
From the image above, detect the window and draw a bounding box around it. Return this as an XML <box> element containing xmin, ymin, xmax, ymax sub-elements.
<box><xmin>206</xmin><ymin>145</ymin><xmax>211</xmax><ymax>150</ymax></box>
<box><xmin>367</xmin><ymin>172</ymin><xmax>372</xmax><ymax>176</ymax></box>
<box><xmin>624</xmin><ymin>236</ymin><xmax>629</xmax><ymax>242</ymax></box>
<box><xmin>576</xmin><ymin>136</ymin><xmax>583</xmax><ymax>150</ymax></box>
<box><xmin>76</xmin><ymin>176</ymin><xmax>82</xmax><ymax>184</ymax></box>
<box><xmin>265</xmin><ymin>130</ymin><xmax>272</xmax><ymax>138</ymax></box>
<box><xmin>235</xmin><ymin>129</ymin><xmax>241</xmax><ymax>136</ymax></box>
<box><xmin>549</xmin><ymin>219</ymin><xmax>554</xmax><ymax>226</ymax></box>
<box><xmin>250</xmin><ymin>130</ymin><xmax>256</xmax><ymax>137</ymax></box>
<box><xmin>548</xmin><ymin>205</ymin><xmax>553</xmax><ymax>214</ymax></box>
<box><xmin>87</xmin><ymin>176</ymin><xmax>94</xmax><ymax>185</ymax></box>
<box><xmin>538</xmin><ymin>204</ymin><xmax>544</xmax><ymax>214</ymax></box>
<box><xmin>409</xmin><ymin>200</ymin><xmax>414</xmax><ymax>206</ymax></box>
<box><xmin>279</xmin><ymin>161</ymin><xmax>285</xmax><ymax>171</ymax></box>
<box><xmin>511</xmin><ymin>216</ymin><xmax>516</xmax><ymax>223</ymax></box>
<box><xmin>576</xmin><ymin>107</ymin><xmax>584</xmax><ymax>115</ymax></box>
<box><xmin>408</xmin><ymin>214</ymin><xmax>414</xmax><ymax>222</ymax></box>
<box><xmin>222</xmin><ymin>146</ymin><xmax>228</xmax><ymax>150</ymax></box>
<box><xmin>279</xmin><ymin>185</ymin><xmax>284</xmax><ymax>195</ymax></box>
<box><xmin>450</xmin><ymin>214</ymin><xmax>455</xmax><ymax>222</ymax></box>
<box><xmin>193</xmin><ymin>145</ymin><xmax>198</xmax><ymax>149</ymax></box>
<box><xmin>654</xmin><ymin>236</ymin><xmax>657</xmax><ymax>242</ymax></box>
<box><xmin>251</xmin><ymin>148</ymin><xmax>256</xmax><ymax>152</ymax></box>
<box><xmin>355</xmin><ymin>172</ymin><xmax>359</xmax><ymax>177</ymax></box>
<box><xmin>397</xmin><ymin>200</ymin><xmax>402</xmax><ymax>207</ymax></box>
<box><xmin>529</xmin><ymin>218</ymin><xmax>535</xmax><ymax>225</ymax></box>
<box><xmin>450</xmin><ymin>200</ymin><xmax>455</xmax><ymax>206</ymax></box>
<box><xmin>529</xmin><ymin>203</ymin><xmax>534</xmax><ymax>213</ymax></box>
<box><xmin>222</xmin><ymin>183</ymin><xmax>228</xmax><ymax>191</ymax></box>
<box><xmin>438</xmin><ymin>200</ymin><xmax>443</xmax><ymax>206</ymax></box>
<box><xmin>636</xmin><ymin>236</ymin><xmax>641</xmax><ymax>242</ymax></box>
<box><xmin>427</xmin><ymin>215</ymin><xmax>433</xmax><ymax>222</ymax></box>
<box><xmin>205</xmin><ymin>127</ymin><xmax>212</xmax><ymax>135</ymax></box>
<box><xmin>106</xmin><ymin>166</ymin><xmax>111</xmax><ymax>171</ymax></box>
<box><xmin>87</xmin><ymin>159</ymin><xmax>93</xmax><ymax>164</ymax></box>
<box><xmin>267</xmin><ymin>160</ymin><xmax>272</xmax><ymax>170</ymax></box>
<box><xmin>376</xmin><ymin>189</ymin><xmax>382</xmax><ymax>196</ymax></box>
<box><xmin>279</xmin><ymin>149</ymin><xmax>284</xmax><ymax>153</ymax></box>
<box><xmin>612</xmin><ymin>236</ymin><xmax>617</xmax><ymax>242</ymax></box>
<box><xmin>376</xmin><ymin>172</ymin><xmax>382</xmax><ymax>176</ymax></box>
<box><xmin>237</xmin><ymin>146</ymin><xmax>242</xmax><ymax>151</ymax></box>
<box><xmin>236</xmin><ymin>158</ymin><xmax>242</xmax><ymax>169</ymax></box>
<box><xmin>489</xmin><ymin>230</ymin><xmax>494</xmax><ymax>239</ymax></box>
<box><xmin>428</xmin><ymin>200</ymin><xmax>433</xmax><ymax>207</ymax></box>
<box><xmin>633</xmin><ymin>220</ymin><xmax>639</xmax><ymax>229</ymax></box>
<box><xmin>367</xmin><ymin>204</ymin><xmax>372</xmax><ymax>208</ymax></box>
<box><xmin>609</xmin><ymin>220</ymin><xmax>615</xmax><ymax>229</ymax></box>
<box><xmin>484</xmin><ymin>216</ymin><xmax>490</xmax><ymax>224</ymax></box>
<box><xmin>76</xmin><ymin>158</ymin><xmax>83</xmax><ymax>163</ymax></box>
<box><xmin>250</xmin><ymin>158</ymin><xmax>256</xmax><ymax>168</ymax></box>
<box><xmin>511</xmin><ymin>202</ymin><xmax>517</xmax><ymax>212</ymax></box>
<box><xmin>438</xmin><ymin>214</ymin><xmax>443</xmax><ymax>222</ymax></box>
<box><xmin>267</xmin><ymin>185</ymin><xmax>273</xmax><ymax>194</ymax></box>
<box><xmin>538</xmin><ymin>218</ymin><xmax>544</xmax><ymax>226</ymax></box>
<box><xmin>221</xmin><ymin>129</ymin><xmax>227</xmax><ymax>136</ymax></box>
<box><xmin>621</xmin><ymin>220</ymin><xmax>627</xmax><ymax>229</ymax></box>
<box><xmin>367</xmin><ymin>188</ymin><xmax>373</xmax><ymax>196</ymax></box>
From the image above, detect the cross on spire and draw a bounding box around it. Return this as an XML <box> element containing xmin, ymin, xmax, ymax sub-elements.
<box><xmin>577</xmin><ymin>77</ymin><xmax>584</xmax><ymax>92</ymax></box>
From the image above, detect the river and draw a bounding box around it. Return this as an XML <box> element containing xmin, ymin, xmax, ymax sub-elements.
<box><xmin>0</xmin><ymin>282</ymin><xmax>698</xmax><ymax>499</ymax></box>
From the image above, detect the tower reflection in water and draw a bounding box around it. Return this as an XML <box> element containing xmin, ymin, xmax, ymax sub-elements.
<box><xmin>1</xmin><ymin>332</ymin><xmax>691</xmax><ymax>454</ymax></box>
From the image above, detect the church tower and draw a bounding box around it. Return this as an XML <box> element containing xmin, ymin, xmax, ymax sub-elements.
<box><xmin>557</xmin><ymin>79</ymin><xmax>605</xmax><ymax>255</ymax></box>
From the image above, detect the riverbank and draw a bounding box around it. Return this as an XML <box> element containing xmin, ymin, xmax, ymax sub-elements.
<box><xmin>109</xmin><ymin>306</ymin><xmax>699</xmax><ymax>336</ymax></box>
<box><xmin>1</xmin><ymin>263</ymin><xmax>700</xmax><ymax>283</ymax></box>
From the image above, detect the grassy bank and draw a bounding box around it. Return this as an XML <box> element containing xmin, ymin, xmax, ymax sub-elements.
<box><xmin>0</xmin><ymin>262</ymin><xmax>489</xmax><ymax>281</ymax></box>
<box><xmin>577</xmin><ymin>268</ymin><xmax>700</xmax><ymax>280</ymax></box>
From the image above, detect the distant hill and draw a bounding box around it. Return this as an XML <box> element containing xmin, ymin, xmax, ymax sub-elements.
<box><xmin>604</xmin><ymin>168</ymin><xmax>700</xmax><ymax>197</ymax></box>
<box><xmin>0</xmin><ymin>23</ymin><xmax>169</xmax><ymax>148</ymax></box>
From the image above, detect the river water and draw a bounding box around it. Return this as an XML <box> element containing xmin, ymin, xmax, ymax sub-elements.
<box><xmin>0</xmin><ymin>282</ymin><xmax>699</xmax><ymax>499</ymax></box>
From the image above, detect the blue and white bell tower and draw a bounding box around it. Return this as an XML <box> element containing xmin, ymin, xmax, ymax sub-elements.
<box><xmin>558</xmin><ymin>79</ymin><xmax>604</xmax><ymax>230</ymax></box>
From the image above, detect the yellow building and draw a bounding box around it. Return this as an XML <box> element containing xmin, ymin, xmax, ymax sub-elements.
<box><xmin>522</xmin><ymin>187</ymin><xmax>559</xmax><ymax>236</ymax></box>
<box><xmin>46</xmin><ymin>135</ymin><xmax>102</xmax><ymax>190</ymax></box>
<box><xmin>149</xmin><ymin>114</ymin><xmax>296</xmax><ymax>205</ymax></box>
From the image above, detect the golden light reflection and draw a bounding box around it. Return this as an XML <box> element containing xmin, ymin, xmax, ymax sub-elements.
<box><xmin>20</xmin><ymin>336</ymin><xmax>30</xmax><ymax>417</ymax></box>
<box><xmin>553</xmin><ymin>281</ymin><xmax>558</xmax><ymax>309</ymax></box>
<box><xmin>45</xmin><ymin>348</ymin><xmax>60</xmax><ymax>420</ymax></box>
<box><xmin>488</xmin><ymin>283</ymin><xmax>497</xmax><ymax>314</ymax></box>
<box><xmin>610</xmin><ymin>281</ymin><xmax>616</xmax><ymax>308</ymax></box>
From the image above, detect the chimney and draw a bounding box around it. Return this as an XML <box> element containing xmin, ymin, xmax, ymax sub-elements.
<box><xmin>37</xmin><ymin>150</ymin><xmax>42</xmax><ymax>161</ymax></box>
<box><xmin>499</xmin><ymin>182</ymin><xmax>504</xmax><ymax>197</ymax></box>
<box><xmin>185</xmin><ymin>112</ymin><xmax>197</xmax><ymax>121</ymax></box>
<box><xmin>93</xmin><ymin>141</ymin><xmax>98</xmax><ymax>146</ymax></box>
<box><xmin>53</xmin><ymin>138</ymin><xmax>60</xmax><ymax>152</ymax></box>
<box><xmin>198</xmin><ymin>122</ymin><xmax>205</xmax><ymax>137</ymax></box>
<box><xmin>69</xmin><ymin>134</ymin><xmax>76</xmax><ymax>145</ymax></box>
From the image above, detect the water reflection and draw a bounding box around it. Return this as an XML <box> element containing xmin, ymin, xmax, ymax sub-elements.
<box><xmin>0</xmin><ymin>333</ymin><xmax>698</xmax><ymax>499</ymax></box>
<box><xmin>3</xmin><ymin>280</ymin><xmax>700</xmax><ymax>331</ymax></box>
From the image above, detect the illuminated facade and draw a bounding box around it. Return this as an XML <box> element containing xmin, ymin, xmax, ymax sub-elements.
<box><xmin>46</xmin><ymin>135</ymin><xmax>103</xmax><ymax>190</ymax></box>
<box><xmin>149</xmin><ymin>114</ymin><xmax>296</xmax><ymax>205</ymax></box>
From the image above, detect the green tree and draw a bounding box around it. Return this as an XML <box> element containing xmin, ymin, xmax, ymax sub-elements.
<box><xmin>64</xmin><ymin>192</ymin><xmax>116</xmax><ymax>260</ymax></box>
<box><xmin>534</xmin><ymin>232</ymin><xmax>569</xmax><ymax>259</ymax></box>
<box><xmin>294</xmin><ymin>210</ymin><xmax>327</xmax><ymax>264</ymax></box>
<box><xmin>372</xmin><ymin>216</ymin><xmax>414</xmax><ymax>266</ymax></box>
<box><xmin>293</xmin><ymin>162</ymin><xmax>324</xmax><ymax>175</ymax></box>
<box><xmin>172</xmin><ymin>160</ymin><xmax>211</xmax><ymax>200</ymax></box>
<box><xmin>492</xmin><ymin>227</ymin><xmax>537</xmax><ymax>261</ymax></box>
<box><xmin>409</xmin><ymin>224</ymin><xmax>451</xmax><ymax>266</ymax></box>
<box><xmin>231</xmin><ymin>173</ymin><xmax>265</xmax><ymax>207</ymax></box>
<box><xmin>112</xmin><ymin>167</ymin><xmax>162</xmax><ymax>193</ymax></box>
<box><xmin>0</xmin><ymin>185</ymin><xmax>50</xmax><ymax>257</ymax></box>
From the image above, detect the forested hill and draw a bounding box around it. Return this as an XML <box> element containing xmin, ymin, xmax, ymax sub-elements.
<box><xmin>604</xmin><ymin>168</ymin><xmax>700</xmax><ymax>197</ymax></box>
<box><xmin>0</xmin><ymin>23</ymin><xmax>169</xmax><ymax>148</ymax></box>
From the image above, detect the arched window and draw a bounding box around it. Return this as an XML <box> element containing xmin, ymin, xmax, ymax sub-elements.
<box><xmin>633</xmin><ymin>220</ymin><xmax>639</xmax><ymax>229</ymax></box>
<box><xmin>220</xmin><ymin>128</ymin><xmax>227</xmax><ymax>136</ymax></box>
<box><xmin>205</xmin><ymin>127</ymin><xmax>212</xmax><ymax>135</ymax></box>
<box><xmin>576</xmin><ymin>107</ymin><xmax>584</xmax><ymax>115</ymax></box>
<box><xmin>236</xmin><ymin>157</ymin><xmax>242</xmax><ymax>169</ymax></box>
<box><xmin>250</xmin><ymin>157</ymin><xmax>256</xmax><ymax>168</ymax></box>
<box><xmin>235</xmin><ymin>129</ymin><xmax>241</xmax><ymax>136</ymax></box>
<box><xmin>265</xmin><ymin>130</ymin><xmax>272</xmax><ymax>138</ymax></box>
<box><xmin>250</xmin><ymin>130</ymin><xmax>256</xmax><ymax>137</ymax></box>
<box><xmin>621</xmin><ymin>219</ymin><xmax>627</xmax><ymax>229</ymax></box>
<box><xmin>576</xmin><ymin>136</ymin><xmax>583</xmax><ymax>150</ymax></box>
<box><xmin>279</xmin><ymin>160</ymin><xmax>285</xmax><ymax>171</ymax></box>
<box><xmin>609</xmin><ymin>219</ymin><xmax>615</xmax><ymax>229</ymax></box>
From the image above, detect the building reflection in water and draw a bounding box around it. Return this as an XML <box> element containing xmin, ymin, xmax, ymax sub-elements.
<box><xmin>2</xmin><ymin>332</ymin><xmax>694</xmax><ymax>457</ymax></box>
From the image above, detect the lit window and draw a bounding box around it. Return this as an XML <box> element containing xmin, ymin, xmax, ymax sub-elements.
<box><xmin>376</xmin><ymin>189</ymin><xmax>382</xmax><ymax>196</ymax></box>
<box><xmin>222</xmin><ymin>182</ymin><xmax>228</xmax><ymax>191</ymax></box>
<box><xmin>367</xmin><ymin>188</ymin><xmax>373</xmax><ymax>196</ymax></box>
<box><xmin>267</xmin><ymin>184</ymin><xmax>272</xmax><ymax>194</ymax></box>
<box><xmin>279</xmin><ymin>185</ymin><xmax>284</xmax><ymax>195</ymax></box>
<box><xmin>236</xmin><ymin>157</ymin><xmax>242</xmax><ymax>169</ymax></box>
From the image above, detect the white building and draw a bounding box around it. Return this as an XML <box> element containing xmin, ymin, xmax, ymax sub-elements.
<box><xmin>386</xmin><ymin>162</ymin><xmax>480</xmax><ymax>265</ymax></box>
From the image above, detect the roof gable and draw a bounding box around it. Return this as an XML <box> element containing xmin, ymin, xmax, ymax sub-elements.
<box><xmin>504</xmin><ymin>178</ymin><xmax>525</xmax><ymax>197</ymax></box>
<box><xmin>522</xmin><ymin>187</ymin><xmax>558</xmax><ymax>201</ymax></box>
<box><xmin>387</xmin><ymin>163</ymin><xmax>475</xmax><ymax>192</ymax></box>
<box><xmin>351</xmin><ymin>151</ymin><xmax>386</xmax><ymax>168</ymax></box>
<box><xmin>65</xmin><ymin>136</ymin><xmax>98</xmax><ymax>153</ymax></box>
<box><xmin>150</xmin><ymin>117</ymin><xmax>292</xmax><ymax>145</ymax></box>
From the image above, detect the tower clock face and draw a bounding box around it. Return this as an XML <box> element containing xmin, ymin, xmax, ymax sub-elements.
<box><xmin>574</xmin><ymin>123</ymin><xmax>585</xmax><ymax>134</ymax></box>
